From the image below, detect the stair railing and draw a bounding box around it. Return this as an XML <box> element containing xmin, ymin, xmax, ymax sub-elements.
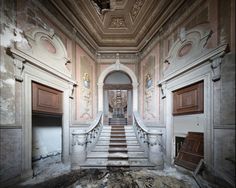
<box><xmin>133</xmin><ymin>111</ymin><xmax>164</xmax><ymax>169</ymax></box>
<box><xmin>71</xmin><ymin>111</ymin><xmax>103</xmax><ymax>169</ymax></box>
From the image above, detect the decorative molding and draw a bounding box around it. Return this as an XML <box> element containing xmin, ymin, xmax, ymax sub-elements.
<box><xmin>72</xmin><ymin>134</ymin><xmax>86</xmax><ymax>146</ymax></box>
<box><xmin>159</xmin><ymin>43</ymin><xmax>228</xmax><ymax>85</ymax></box>
<box><xmin>210</xmin><ymin>55</ymin><xmax>224</xmax><ymax>82</ymax></box>
<box><xmin>140</xmin><ymin>0</ymin><xmax>203</xmax><ymax>59</ymax></box>
<box><xmin>130</xmin><ymin>0</ymin><xmax>145</xmax><ymax>22</ymax></box>
<box><xmin>15</xmin><ymin>27</ymin><xmax>71</xmax><ymax>78</ymax></box>
<box><xmin>109</xmin><ymin>17</ymin><xmax>126</xmax><ymax>28</ymax></box>
<box><xmin>104</xmin><ymin>84</ymin><xmax>133</xmax><ymax>90</ymax></box>
<box><xmin>97</xmin><ymin>59</ymin><xmax>138</xmax><ymax>111</ymax></box>
<box><xmin>163</xmin><ymin>24</ymin><xmax>213</xmax><ymax>78</ymax></box>
<box><xmin>13</xmin><ymin>55</ymin><xmax>25</xmax><ymax>82</ymax></box>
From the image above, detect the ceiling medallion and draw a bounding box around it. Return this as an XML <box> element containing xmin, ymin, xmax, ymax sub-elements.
<box><xmin>109</xmin><ymin>17</ymin><xmax>127</xmax><ymax>28</ymax></box>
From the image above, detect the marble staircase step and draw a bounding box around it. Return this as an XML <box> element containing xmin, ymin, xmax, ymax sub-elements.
<box><xmin>87</xmin><ymin>151</ymin><xmax>147</xmax><ymax>159</ymax></box>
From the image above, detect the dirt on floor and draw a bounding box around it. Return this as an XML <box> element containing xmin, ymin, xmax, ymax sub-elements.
<box><xmin>14</xmin><ymin>168</ymin><xmax>198</xmax><ymax>188</ymax></box>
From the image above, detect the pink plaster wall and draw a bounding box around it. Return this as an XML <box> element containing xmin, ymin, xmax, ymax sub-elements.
<box><xmin>75</xmin><ymin>44</ymin><xmax>96</xmax><ymax>122</ymax></box>
<box><xmin>139</xmin><ymin>44</ymin><xmax>160</xmax><ymax>122</ymax></box>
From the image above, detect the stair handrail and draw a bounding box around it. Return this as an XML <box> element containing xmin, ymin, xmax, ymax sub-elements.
<box><xmin>133</xmin><ymin>111</ymin><xmax>150</xmax><ymax>133</ymax></box>
<box><xmin>85</xmin><ymin>111</ymin><xmax>103</xmax><ymax>152</ymax></box>
<box><xmin>133</xmin><ymin>111</ymin><xmax>164</xmax><ymax>168</ymax></box>
<box><xmin>71</xmin><ymin>111</ymin><xmax>103</xmax><ymax>169</ymax></box>
<box><xmin>86</xmin><ymin>111</ymin><xmax>103</xmax><ymax>133</ymax></box>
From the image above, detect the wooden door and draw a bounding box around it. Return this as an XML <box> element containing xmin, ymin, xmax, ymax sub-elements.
<box><xmin>174</xmin><ymin>132</ymin><xmax>204</xmax><ymax>171</ymax></box>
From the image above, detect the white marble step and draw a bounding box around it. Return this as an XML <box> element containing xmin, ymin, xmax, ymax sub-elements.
<box><xmin>93</xmin><ymin>145</ymin><xmax>143</xmax><ymax>151</ymax></box>
<box><xmin>99</xmin><ymin>137</ymin><xmax>137</xmax><ymax>141</ymax></box>
<box><xmin>96</xmin><ymin>140</ymin><xmax>138</xmax><ymax>145</ymax></box>
<box><xmin>107</xmin><ymin>160</ymin><xmax>129</xmax><ymax>166</ymax></box>
<box><xmin>82</xmin><ymin>158</ymin><xmax>155</xmax><ymax>167</ymax></box>
<box><xmin>87</xmin><ymin>151</ymin><xmax>147</xmax><ymax>159</ymax></box>
<box><xmin>101</xmin><ymin>128</ymin><xmax>133</xmax><ymax>131</ymax></box>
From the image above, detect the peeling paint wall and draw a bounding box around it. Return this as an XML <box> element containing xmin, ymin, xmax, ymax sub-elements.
<box><xmin>0</xmin><ymin>1</ymin><xmax>23</xmax><ymax>184</ymax></box>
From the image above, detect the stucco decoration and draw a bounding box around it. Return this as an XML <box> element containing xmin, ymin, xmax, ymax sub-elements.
<box><xmin>163</xmin><ymin>24</ymin><xmax>213</xmax><ymax>79</ymax></box>
<box><xmin>81</xmin><ymin>73</ymin><xmax>92</xmax><ymax>119</ymax></box>
<box><xmin>15</xmin><ymin>28</ymin><xmax>71</xmax><ymax>78</ymax></box>
<box><xmin>80</xmin><ymin>56</ymin><xmax>93</xmax><ymax>120</ymax></box>
<box><xmin>143</xmin><ymin>56</ymin><xmax>155</xmax><ymax>120</ymax></box>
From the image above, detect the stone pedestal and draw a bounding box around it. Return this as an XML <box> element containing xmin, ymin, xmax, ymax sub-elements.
<box><xmin>71</xmin><ymin>130</ymin><xmax>87</xmax><ymax>170</ymax></box>
<box><xmin>148</xmin><ymin>131</ymin><xmax>164</xmax><ymax>169</ymax></box>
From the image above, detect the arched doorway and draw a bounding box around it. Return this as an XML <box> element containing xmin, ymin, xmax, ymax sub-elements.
<box><xmin>97</xmin><ymin>61</ymin><xmax>138</xmax><ymax>124</ymax></box>
<box><xmin>103</xmin><ymin>71</ymin><xmax>133</xmax><ymax>124</ymax></box>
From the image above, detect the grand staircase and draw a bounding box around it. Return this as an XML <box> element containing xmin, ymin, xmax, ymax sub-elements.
<box><xmin>80</xmin><ymin>119</ymin><xmax>155</xmax><ymax>169</ymax></box>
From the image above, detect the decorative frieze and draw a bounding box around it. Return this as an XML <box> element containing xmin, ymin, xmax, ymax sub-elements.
<box><xmin>130</xmin><ymin>0</ymin><xmax>145</xmax><ymax>22</ymax></box>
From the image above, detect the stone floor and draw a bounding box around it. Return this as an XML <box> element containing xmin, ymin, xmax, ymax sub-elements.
<box><xmin>13</xmin><ymin>156</ymin><xmax>200</xmax><ymax>188</ymax></box>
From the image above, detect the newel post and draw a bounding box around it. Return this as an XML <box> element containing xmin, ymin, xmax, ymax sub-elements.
<box><xmin>148</xmin><ymin>131</ymin><xmax>164</xmax><ymax>169</ymax></box>
<box><xmin>71</xmin><ymin>130</ymin><xmax>87</xmax><ymax>170</ymax></box>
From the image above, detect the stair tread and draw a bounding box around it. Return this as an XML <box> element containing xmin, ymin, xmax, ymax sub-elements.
<box><xmin>82</xmin><ymin>120</ymin><xmax>152</xmax><ymax>168</ymax></box>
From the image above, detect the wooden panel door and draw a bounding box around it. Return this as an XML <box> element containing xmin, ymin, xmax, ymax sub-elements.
<box><xmin>32</xmin><ymin>82</ymin><xmax>62</xmax><ymax>114</ymax></box>
<box><xmin>174</xmin><ymin>132</ymin><xmax>204</xmax><ymax>171</ymax></box>
<box><xmin>173</xmin><ymin>81</ymin><xmax>203</xmax><ymax>115</ymax></box>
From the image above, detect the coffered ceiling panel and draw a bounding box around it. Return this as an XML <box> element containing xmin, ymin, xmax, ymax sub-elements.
<box><xmin>49</xmin><ymin>0</ymin><xmax>184</xmax><ymax>52</ymax></box>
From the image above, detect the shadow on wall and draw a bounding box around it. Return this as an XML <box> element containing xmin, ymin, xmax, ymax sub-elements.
<box><xmin>32</xmin><ymin>114</ymin><xmax>62</xmax><ymax>162</ymax></box>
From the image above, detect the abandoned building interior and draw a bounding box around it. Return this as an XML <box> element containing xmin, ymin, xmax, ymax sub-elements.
<box><xmin>0</xmin><ymin>0</ymin><xmax>235</xmax><ymax>187</ymax></box>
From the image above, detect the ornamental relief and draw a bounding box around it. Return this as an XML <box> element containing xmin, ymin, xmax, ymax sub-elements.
<box><xmin>40</xmin><ymin>37</ymin><xmax>57</xmax><ymax>54</ymax></box>
<box><xmin>15</xmin><ymin>28</ymin><xmax>71</xmax><ymax>78</ymax></box>
<box><xmin>130</xmin><ymin>0</ymin><xmax>145</xmax><ymax>22</ymax></box>
<box><xmin>80</xmin><ymin>56</ymin><xmax>93</xmax><ymax>120</ymax></box>
<box><xmin>109</xmin><ymin>17</ymin><xmax>127</xmax><ymax>28</ymax></box>
<box><xmin>163</xmin><ymin>24</ymin><xmax>213</xmax><ymax>78</ymax></box>
<box><xmin>143</xmin><ymin>55</ymin><xmax>156</xmax><ymax>120</ymax></box>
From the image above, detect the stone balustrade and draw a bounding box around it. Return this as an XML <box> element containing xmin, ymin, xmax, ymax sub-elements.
<box><xmin>133</xmin><ymin>112</ymin><xmax>164</xmax><ymax>169</ymax></box>
<box><xmin>71</xmin><ymin>112</ymin><xmax>103</xmax><ymax>169</ymax></box>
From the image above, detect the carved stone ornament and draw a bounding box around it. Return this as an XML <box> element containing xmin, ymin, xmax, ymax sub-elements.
<box><xmin>115</xmin><ymin>53</ymin><xmax>121</xmax><ymax>70</ymax></box>
<box><xmin>110</xmin><ymin>17</ymin><xmax>126</xmax><ymax>28</ymax></box>
<box><xmin>163</xmin><ymin>24</ymin><xmax>213</xmax><ymax>78</ymax></box>
<box><xmin>211</xmin><ymin>55</ymin><xmax>223</xmax><ymax>82</ymax></box>
<box><xmin>130</xmin><ymin>0</ymin><xmax>145</xmax><ymax>21</ymax></box>
<box><xmin>13</xmin><ymin>55</ymin><xmax>25</xmax><ymax>82</ymax></box>
<box><xmin>72</xmin><ymin>133</ymin><xmax>87</xmax><ymax>146</ymax></box>
<box><xmin>15</xmin><ymin>28</ymin><xmax>71</xmax><ymax>78</ymax></box>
